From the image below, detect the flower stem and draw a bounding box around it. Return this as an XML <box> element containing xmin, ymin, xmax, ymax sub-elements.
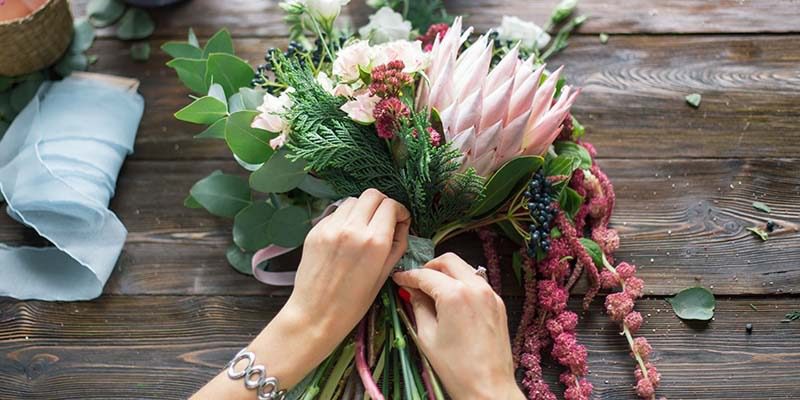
<box><xmin>356</xmin><ymin>318</ymin><xmax>384</xmax><ymax>400</ymax></box>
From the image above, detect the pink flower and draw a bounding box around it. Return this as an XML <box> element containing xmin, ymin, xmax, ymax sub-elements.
<box><xmin>605</xmin><ymin>292</ymin><xmax>634</xmax><ymax>321</ymax></box>
<box><xmin>373</xmin><ymin>97</ymin><xmax>409</xmax><ymax>139</ymax></box>
<box><xmin>316</xmin><ymin>71</ymin><xmax>355</xmax><ymax>97</ymax></box>
<box><xmin>369</xmin><ymin>60</ymin><xmax>413</xmax><ymax>98</ymax></box>
<box><xmin>252</xmin><ymin>87</ymin><xmax>294</xmax><ymax>149</ymax></box>
<box><xmin>616</xmin><ymin>262</ymin><xmax>636</xmax><ymax>280</ymax></box>
<box><xmin>538</xmin><ymin>279</ymin><xmax>568</xmax><ymax>314</ymax></box>
<box><xmin>418</xmin><ymin>23</ymin><xmax>449</xmax><ymax>52</ymax></box>
<box><xmin>633</xmin><ymin>337</ymin><xmax>652</xmax><ymax>358</ymax></box>
<box><xmin>552</xmin><ymin>333</ymin><xmax>588</xmax><ymax>375</ymax></box>
<box><xmin>372</xmin><ymin>40</ymin><xmax>427</xmax><ymax>74</ymax></box>
<box><xmin>624</xmin><ymin>276</ymin><xmax>645</xmax><ymax>298</ymax></box>
<box><xmin>560</xmin><ymin>373</ymin><xmax>593</xmax><ymax>400</ymax></box>
<box><xmin>624</xmin><ymin>311</ymin><xmax>644</xmax><ymax>333</ymax></box>
<box><xmin>427</xmin><ymin>127</ymin><xmax>442</xmax><ymax>146</ymax></box>
<box><xmin>599</xmin><ymin>269</ymin><xmax>619</xmax><ymax>289</ymax></box>
<box><xmin>547</xmin><ymin>310</ymin><xmax>579</xmax><ymax>337</ymax></box>
<box><xmin>635</xmin><ymin>377</ymin><xmax>655</xmax><ymax>398</ymax></box>
<box><xmin>332</xmin><ymin>40</ymin><xmax>373</xmax><ymax>82</ymax></box>
<box><xmin>592</xmin><ymin>226</ymin><xmax>620</xmax><ymax>254</ymax></box>
<box><xmin>340</xmin><ymin>91</ymin><xmax>381</xmax><ymax>124</ymax></box>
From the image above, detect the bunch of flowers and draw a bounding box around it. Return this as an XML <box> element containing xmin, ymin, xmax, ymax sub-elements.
<box><xmin>164</xmin><ymin>0</ymin><xmax>662</xmax><ymax>398</ymax></box>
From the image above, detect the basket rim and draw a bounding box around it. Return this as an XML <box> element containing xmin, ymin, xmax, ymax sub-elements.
<box><xmin>0</xmin><ymin>0</ymin><xmax>62</xmax><ymax>27</ymax></box>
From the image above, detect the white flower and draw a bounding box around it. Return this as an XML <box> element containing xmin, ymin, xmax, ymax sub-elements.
<box><xmin>340</xmin><ymin>91</ymin><xmax>380</xmax><ymax>123</ymax></box>
<box><xmin>495</xmin><ymin>16</ymin><xmax>551</xmax><ymax>51</ymax></box>
<box><xmin>372</xmin><ymin>40</ymin><xmax>427</xmax><ymax>73</ymax></box>
<box><xmin>332</xmin><ymin>40</ymin><xmax>373</xmax><ymax>82</ymax></box>
<box><xmin>305</xmin><ymin>0</ymin><xmax>350</xmax><ymax>24</ymax></box>
<box><xmin>252</xmin><ymin>88</ymin><xmax>295</xmax><ymax>149</ymax></box>
<box><xmin>316</xmin><ymin>71</ymin><xmax>355</xmax><ymax>97</ymax></box>
<box><xmin>358</xmin><ymin>7</ymin><xmax>412</xmax><ymax>44</ymax></box>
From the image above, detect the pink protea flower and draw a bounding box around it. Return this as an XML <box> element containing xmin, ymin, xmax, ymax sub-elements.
<box><xmin>605</xmin><ymin>292</ymin><xmax>634</xmax><ymax>321</ymax></box>
<box><xmin>373</xmin><ymin>97</ymin><xmax>409</xmax><ymax>139</ymax></box>
<box><xmin>538</xmin><ymin>279</ymin><xmax>568</xmax><ymax>314</ymax></box>
<box><xmin>418</xmin><ymin>23</ymin><xmax>449</xmax><ymax>52</ymax></box>
<box><xmin>624</xmin><ymin>276</ymin><xmax>645</xmax><ymax>298</ymax></box>
<box><xmin>369</xmin><ymin>60</ymin><xmax>413</xmax><ymax>98</ymax></box>
<box><xmin>416</xmin><ymin>17</ymin><xmax>579</xmax><ymax>176</ymax></box>
<box><xmin>625</xmin><ymin>311</ymin><xmax>644</xmax><ymax>333</ymax></box>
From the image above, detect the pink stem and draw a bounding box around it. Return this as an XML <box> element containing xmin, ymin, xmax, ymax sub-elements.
<box><xmin>420</xmin><ymin>361</ymin><xmax>436</xmax><ymax>400</ymax></box>
<box><xmin>356</xmin><ymin>318</ymin><xmax>384</xmax><ymax>400</ymax></box>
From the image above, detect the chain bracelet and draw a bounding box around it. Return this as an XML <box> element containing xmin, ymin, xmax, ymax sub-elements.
<box><xmin>226</xmin><ymin>348</ymin><xmax>287</xmax><ymax>400</ymax></box>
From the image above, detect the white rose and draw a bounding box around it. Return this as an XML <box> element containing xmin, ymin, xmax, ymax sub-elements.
<box><xmin>358</xmin><ymin>7</ymin><xmax>412</xmax><ymax>44</ymax></box>
<box><xmin>496</xmin><ymin>16</ymin><xmax>551</xmax><ymax>50</ymax></box>
<box><xmin>372</xmin><ymin>40</ymin><xmax>427</xmax><ymax>73</ymax></box>
<box><xmin>340</xmin><ymin>91</ymin><xmax>380</xmax><ymax>124</ymax></box>
<box><xmin>305</xmin><ymin>0</ymin><xmax>350</xmax><ymax>24</ymax></box>
<box><xmin>252</xmin><ymin>88</ymin><xmax>295</xmax><ymax>149</ymax></box>
<box><xmin>316</xmin><ymin>71</ymin><xmax>355</xmax><ymax>97</ymax></box>
<box><xmin>332</xmin><ymin>40</ymin><xmax>374</xmax><ymax>82</ymax></box>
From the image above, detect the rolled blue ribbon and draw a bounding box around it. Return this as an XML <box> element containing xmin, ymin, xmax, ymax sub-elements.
<box><xmin>0</xmin><ymin>77</ymin><xmax>144</xmax><ymax>300</ymax></box>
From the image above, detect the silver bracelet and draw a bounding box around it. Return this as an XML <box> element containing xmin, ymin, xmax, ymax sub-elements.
<box><xmin>226</xmin><ymin>348</ymin><xmax>287</xmax><ymax>400</ymax></box>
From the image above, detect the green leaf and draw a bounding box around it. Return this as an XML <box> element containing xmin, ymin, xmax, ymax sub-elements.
<box><xmin>130</xmin><ymin>42</ymin><xmax>151</xmax><ymax>62</ymax></box>
<box><xmin>250</xmin><ymin>150</ymin><xmax>308</xmax><ymax>193</ymax></box>
<box><xmin>174</xmin><ymin>96</ymin><xmax>228</xmax><ymax>124</ymax></box>
<box><xmin>297</xmin><ymin>175</ymin><xmax>340</xmax><ymax>199</ymax></box>
<box><xmin>189</xmin><ymin>171</ymin><xmax>251</xmax><ymax>218</ymax></box>
<box><xmin>578</xmin><ymin>237</ymin><xmax>603</xmax><ymax>267</ymax></box>
<box><xmin>0</xmin><ymin>92</ymin><xmax>13</xmax><ymax>120</ymax></box>
<box><xmin>225</xmin><ymin>110</ymin><xmax>276</xmax><ymax>164</ymax></box>
<box><xmin>0</xmin><ymin>76</ymin><xmax>13</xmax><ymax>92</ymax></box>
<box><xmin>752</xmin><ymin>201</ymin><xmax>771</xmax><ymax>214</ymax></box>
<box><xmin>225</xmin><ymin>244</ymin><xmax>255</xmax><ymax>275</ymax></box>
<box><xmin>0</xmin><ymin>120</ymin><xmax>9</xmax><ymax>139</ymax></box>
<box><xmin>559</xmin><ymin>186</ymin><xmax>584</xmax><ymax>220</ymax></box>
<box><xmin>207</xmin><ymin>83</ymin><xmax>227</xmax><ymax>105</ymax></box>
<box><xmin>161</xmin><ymin>42</ymin><xmax>203</xmax><ymax>59</ymax></box>
<box><xmin>205</xmin><ymin>53</ymin><xmax>255</xmax><ymax>98</ymax></box>
<box><xmin>54</xmin><ymin>53</ymin><xmax>89</xmax><ymax>77</ymax></box>
<box><xmin>599</xmin><ymin>32</ymin><xmax>609</xmax><ymax>44</ymax></box>
<box><xmin>470</xmin><ymin>156</ymin><xmax>544</xmax><ymax>217</ymax></box>
<box><xmin>188</xmin><ymin>28</ymin><xmax>200</xmax><ymax>48</ymax></box>
<box><xmin>202</xmin><ymin>28</ymin><xmax>235</xmax><ymax>58</ymax></box>
<box><xmin>554</xmin><ymin>141</ymin><xmax>592</xmax><ymax>169</ymax></box>
<box><xmin>746</xmin><ymin>227</ymin><xmax>769</xmax><ymax>241</ymax></box>
<box><xmin>545</xmin><ymin>154</ymin><xmax>580</xmax><ymax>177</ymax></box>
<box><xmin>70</xmin><ymin>19</ymin><xmax>96</xmax><ymax>53</ymax></box>
<box><xmin>116</xmin><ymin>8</ymin><xmax>155</xmax><ymax>40</ymax></box>
<box><xmin>667</xmin><ymin>287</ymin><xmax>715</xmax><ymax>321</ymax></box>
<box><xmin>233</xmin><ymin>202</ymin><xmax>277</xmax><ymax>250</ymax></box>
<box><xmin>239</xmin><ymin>87</ymin><xmax>265</xmax><ymax>110</ymax></box>
<box><xmin>88</xmin><ymin>54</ymin><xmax>99</xmax><ymax>64</ymax></box>
<box><xmin>194</xmin><ymin>117</ymin><xmax>227</xmax><ymax>139</ymax></box>
<box><xmin>496</xmin><ymin>219</ymin><xmax>524</xmax><ymax>246</ymax></box>
<box><xmin>184</xmin><ymin>194</ymin><xmax>203</xmax><ymax>208</ymax></box>
<box><xmin>571</xmin><ymin>116</ymin><xmax>585</xmax><ymax>139</ymax></box>
<box><xmin>266</xmin><ymin>206</ymin><xmax>311</xmax><ymax>248</ymax></box>
<box><xmin>685</xmin><ymin>93</ymin><xmax>702</xmax><ymax>108</ymax></box>
<box><xmin>9</xmin><ymin>78</ymin><xmax>43</xmax><ymax>113</ymax></box>
<box><xmin>397</xmin><ymin>235</ymin><xmax>435</xmax><ymax>271</ymax></box>
<box><xmin>511</xmin><ymin>252</ymin><xmax>523</xmax><ymax>287</ymax></box>
<box><xmin>166</xmin><ymin>58</ymin><xmax>208</xmax><ymax>94</ymax></box>
<box><xmin>87</xmin><ymin>0</ymin><xmax>125</xmax><ymax>27</ymax></box>
<box><xmin>227</xmin><ymin>93</ymin><xmax>245</xmax><ymax>113</ymax></box>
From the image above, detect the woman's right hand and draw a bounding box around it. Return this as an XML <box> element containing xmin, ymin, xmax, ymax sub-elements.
<box><xmin>392</xmin><ymin>253</ymin><xmax>525</xmax><ymax>400</ymax></box>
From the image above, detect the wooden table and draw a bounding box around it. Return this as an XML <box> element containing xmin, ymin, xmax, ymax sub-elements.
<box><xmin>2</xmin><ymin>1</ymin><xmax>799</xmax><ymax>398</ymax></box>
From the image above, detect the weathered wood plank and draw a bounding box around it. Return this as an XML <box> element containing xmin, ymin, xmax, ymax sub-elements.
<box><xmin>83</xmin><ymin>35</ymin><xmax>800</xmax><ymax>161</ymax></box>
<box><xmin>1</xmin><ymin>296</ymin><xmax>798</xmax><ymax>399</ymax></box>
<box><xmin>69</xmin><ymin>0</ymin><xmax>800</xmax><ymax>37</ymax></box>
<box><xmin>0</xmin><ymin>158</ymin><xmax>797</xmax><ymax>296</ymax></box>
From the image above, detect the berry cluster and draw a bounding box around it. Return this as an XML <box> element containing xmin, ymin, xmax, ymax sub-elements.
<box><xmin>525</xmin><ymin>170</ymin><xmax>555</xmax><ymax>257</ymax></box>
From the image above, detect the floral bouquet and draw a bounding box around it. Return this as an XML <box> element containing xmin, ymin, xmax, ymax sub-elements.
<box><xmin>164</xmin><ymin>0</ymin><xmax>661</xmax><ymax>398</ymax></box>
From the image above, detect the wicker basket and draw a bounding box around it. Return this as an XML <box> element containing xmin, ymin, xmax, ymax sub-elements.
<box><xmin>0</xmin><ymin>0</ymin><xmax>74</xmax><ymax>77</ymax></box>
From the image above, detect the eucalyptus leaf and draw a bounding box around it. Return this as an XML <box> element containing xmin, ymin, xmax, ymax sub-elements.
<box><xmin>225</xmin><ymin>110</ymin><xmax>276</xmax><ymax>164</ymax></box>
<box><xmin>202</xmin><ymin>28</ymin><xmax>235</xmax><ymax>58</ymax></box>
<box><xmin>130</xmin><ymin>42</ymin><xmax>151</xmax><ymax>62</ymax></box>
<box><xmin>70</xmin><ymin>19</ymin><xmax>96</xmax><ymax>54</ymax></box>
<box><xmin>184</xmin><ymin>194</ymin><xmax>202</xmax><ymax>208</ymax></box>
<box><xmin>10</xmin><ymin>78</ymin><xmax>42</xmax><ymax>113</ymax></box>
<box><xmin>554</xmin><ymin>141</ymin><xmax>592</xmax><ymax>169</ymax></box>
<box><xmin>233</xmin><ymin>202</ymin><xmax>277</xmax><ymax>251</ymax></box>
<box><xmin>250</xmin><ymin>150</ymin><xmax>308</xmax><ymax>193</ymax></box>
<box><xmin>227</xmin><ymin>93</ymin><xmax>245</xmax><ymax>113</ymax></box>
<box><xmin>297</xmin><ymin>175</ymin><xmax>340</xmax><ymax>199</ymax></box>
<box><xmin>194</xmin><ymin>117</ymin><xmax>227</xmax><ymax>140</ymax></box>
<box><xmin>469</xmin><ymin>156</ymin><xmax>544</xmax><ymax>217</ymax></box>
<box><xmin>166</xmin><ymin>58</ymin><xmax>208</xmax><ymax>94</ymax></box>
<box><xmin>54</xmin><ymin>53</ymin><xmax>89</xmax><ymax>77</ymax></box>
<box><xmin>161</xmin><ymin>42</ymin><xmax>203</xmax><ymax>59</ymax></box>
<box><xmin>397</xmin><ymin>235</ymin><xmax>435</xmax><ymax>271</ymax></box>
<box><xmin>188</xmin><ymin>28</ymin><xmax>200</xmax><ymax>48</ymax></box>
<box><xmin>174</xmin><ymin>96</ymin><xmax>228</xmax><ymax>124</ymax></box>
<box><xmin>116</xmin><ymin>8</ymin><xmax>155</xmax><ymax>40</ymax></box>
<box><xmin>578</xmin><ymin>237</ymin><xmax>603</xmax><ymax>267</ymax></box>
<box><xmin>225</xmin><ymin>244</ymin><xmax>255</xmax><ymax>275</ymax></box>
<box><xmin>239</xmin><ymin>87</ymin><xmax>265</xmax><ymax>110</ymax></box>
<box><xmin>685</xmin><ymin>93</ymin><xmax>702</xmax><ymax>108</ymax></box>
<box><xmin>667</xmin><ymin>287</ymin><xmax>715</xmax><ymax>321</ymax></box>
<box><xmin>205</xmin><ymin>53</ymin><xmax>255</xmax><ymax>98</ymax></box>
<box><xmin>87</xmin><ymin>0</ymin><xmax>125</xmax><ymax>27</ymax></box>
<box><xmin>189</xmin><ymin>171</ymin><xmax>251</xmax><ymax>218</ymax></box>
<box><xmin>207</xmin><ymin>83</ymin><xmax>227</xmax><ymax>105</ymax></box>
<box><xmin>266</xmin><ymin>206</ymin><xmax>311</xmax><ymax>248</ymax></box>
<box><xmin>752</xmin><ymin>201</ymin><xmax>771</xmax><ymax>214</ymax></box>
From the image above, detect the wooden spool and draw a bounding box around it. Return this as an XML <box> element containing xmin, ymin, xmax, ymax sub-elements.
<box><xmin>0</xmin><ymin>0</ymin><xmax>73</xmax><ymax>77</ymax></box>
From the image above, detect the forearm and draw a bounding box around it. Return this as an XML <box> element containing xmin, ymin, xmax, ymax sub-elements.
<box><xmin>191</xmin><ymin>306</ymin><xmax>333</xmax><ymax>400</ymax></box>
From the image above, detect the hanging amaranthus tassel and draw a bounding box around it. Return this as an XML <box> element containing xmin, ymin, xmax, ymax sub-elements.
<box><xmin>477</xmin><ymin>227</ymin><xmax>502</xmax><ymax>294</ymax></box>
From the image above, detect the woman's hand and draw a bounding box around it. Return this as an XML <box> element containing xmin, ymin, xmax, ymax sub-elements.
<box><xmin>393</xmin><ymin>253</ymin><xmax>525</xmax><ymax>400</ymax></box>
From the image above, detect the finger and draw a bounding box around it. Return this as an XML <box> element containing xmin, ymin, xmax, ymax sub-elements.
<box><xmin>406</xmin><ymin>288</ymin><xmax>437</xmax><ymax>345</ymax></box>
<box><xmin>425</xmin><ymin>252</ymin><xmax>485</xmax><ymax>285</ymax></box>
<box><xmin>348</xmin><ymin>188</ymin><xmax>387</xmax><ymax>225</ymax></box>
<box><xmin>392</xmin><ymin>268</ymin><xmax>456</xmax><ymax>301</ymax></box>
<box><xmin>370</xmin><ymin>199</ymin><xmax>411</xmax><ymax>267</ymax></box>
<box><xmin>385</xmin><ymin>217</ymin><xmax>410</xmax><ymax>271</ymax></box>
<box><xmin>327</xmin><ymin>197</ymin><xmax>357</xmax><ymax>225</ymax></box>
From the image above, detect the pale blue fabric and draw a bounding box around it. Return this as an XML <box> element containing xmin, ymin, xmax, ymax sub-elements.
<box><xmin>0</xmin><ymin>77</ymin><xmax>144</xmax><ymax>300</ymax></box>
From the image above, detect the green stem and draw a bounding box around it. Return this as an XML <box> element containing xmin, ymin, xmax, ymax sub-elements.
<box><xmin>319</xmin><ymin>342</ymin><xmax>356</xmax><ymax>400</ymax></box>
<box><xmin>302</xmin><ymin>347</ymin><xmax>337</xmax><ymax>400</ymax></box>
<box><xmin>386</xmin><ymin>287</ymin><xmax>420</xmax><ymax>400</ymax></box>
<box><xmin>364</xmin><ymin>345</ymin><xmax>388</xmax><ymax>400</ymax></box>
<box><xmin>397</xmin><ymin>306</ymin><xmax>445</xmax><ymax>400</ymax></box>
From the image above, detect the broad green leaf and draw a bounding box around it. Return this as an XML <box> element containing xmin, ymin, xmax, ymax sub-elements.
<box><xmin>70</xmin><ymin>19</ymin><xmax>96</xmax><ymax>53</ymax></box>
<box><xmin>578</xmin><ymin>237</ymin><xmax>603</xmax><ymax>267</ymax></box>
<box><xmin>544</xmin><ymin>154</ymin><xmax>580</xmax><ymax>177</ymax></box>
<box><xmin>188</xmin><ymin>28</ymin><xmax>200</xmax><ymax>48</ymax></box>
<box><xmin>239</xmin><ymin>87</ymin><xmax>265</xmax><ymax>110</ymax></box>
<box><xmin>202</xmin><ymin>28</ymin><xmax>235</xmax><ymax>58</ymax></box>
<box><xmin>116</xmin><ymin>8</ymin><xmax>155</xmax><ymax>40</ymax></box>
<box><xmin>469</xmin><ymin>156</ymin><xmax>544</xmax><ymax>217</ymax></box>
<box><xmin>685</xmin><ymin>93</ymin><xmax>702</xmax><ymax>108</ymax></box>
<box><xmin>161</xmin><ymin>42</ymin><xmax>203</xmax><ymax>59</ymax></box>
<box><xmin>667</xmin><ymin>287</ymin><xmax>715</xmax><ymax>321</ymax></box>
<box><xmin>571</xmin><ymin>116</ymin><xmax>585</xmax><ymax>139</ymax></box>
<box><xmin>0</xmin><ymin>91</ymin><xmax>15</xmax><ymax>120</ymax></box>
<box><xmin>559</xmin><ymin>186</ymin><xmax>584</xmax><ymax>220</ymax></box>
<box><xmin>9</xmin><ymin>78</ymin><xmax>43</xmax><ymax>113</ymax></box>
<box><xmin>184</xmin><ymin>194</ymin><xmax>202</xmax><ymax>208</ymax></box>
<box><xmin>228</xmin><ymin>93</ymin><xmax>245</xmax><ymax>113</ymax></box>
<box><xmin>297</xmin><ymin>175</ymin><xmax>340</xmax><ymax>199</ymax></box>
<box><xmin>554</xmin><ymin>141</ymin><xmax>592</xmax><ymax>169</ymax></box>
<box><xmin>208</xmin><ymin>83</ymin><xmax>227</xmax><ymax>105</ymax></box>
<box><xmin>225</xmin><ymin>244</ymin><xmax>255</xmax><ymax>275</ymax></box>
<box><xmin>174</xmin><ymin>96</ymin><xmax>228</xmax><ymax>124</ymax></box>
<box><xmin>130</xmin><ymin>42</ymin><xmax>151</xmax><ymax>62</ymax></box>
<box><xmin>189</xmin><ymin>171</ymin><xmax>251</xmax><ymax>218</ymax></box>
<box><xmin>54</xmin><ymin>53</ymin><xmax>89</xmax><ymax>77</ymax></box>
<box><xmin>266</xmin><ymin>206</ymin><xmax>311</xmax><ymax>248</ymax></box>
<box><xmin>0</xmin><ymin>77</ymin><xmax>13</xmax><ymax>92</ymax></box>
<box><xmin>225</xmin><ymin>110</ymin><xmax>276</xmax><ymax>164</ymax></box>
<box><xmin>250</xmin><ymin>150</ymin><xmax>308</xmax><ymax>193</ymax></box>
<box><xmin>397</xmin><ymin>235</ymin><xmax>435</xmax><ymax>271</ymax></box>
<box><xmin>194</xmin><ymin>117</ymin><xmax>227</xmax><ymax>140</ymax></box>
<box><xmin>233</xmin><ymin>202</ymin><xmax>277</xmax><ymax>251</ymax></box>
<box><xmin>496</xmin><ymin>219</ymin><xmax>524</xmax><ymax>246</ymax></box>
<box><xmin>167</xmin><ymin>58</ymin><xmax>208</xmax><ymax>94</ymax></box>
<box><xmin>205</xmin><ymin>53</ymin><xmax>255</xmax><ymax>98</ymax></box>
<box><xmin>752</xmin><ymin>201</ymin><xmax>771</xmax><ymax>214</ymax></box>
<box><xmin>87</xmin><ymin>0</ymin><xmax>125</xmax><ymax>27</ymax></box>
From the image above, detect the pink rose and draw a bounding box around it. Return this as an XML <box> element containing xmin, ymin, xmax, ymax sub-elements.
<box><xmin>340</xmin><ymin>91</ymin><xmax>380</xmax><ymax>123</ymax></box>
